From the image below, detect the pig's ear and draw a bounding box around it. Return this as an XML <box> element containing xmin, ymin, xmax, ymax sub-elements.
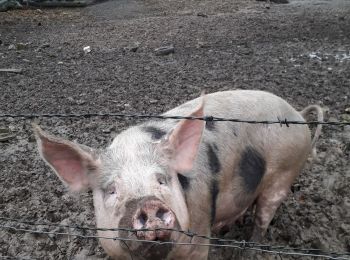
<box><xmin>33</xmin><ymin>124</ymin><xmax>99</xmax><ymax>192</ymax></box>
<box><xmin>163</xmin><ymin>98</ymin><xmax>205</xmax><ymax>174</ymax></box>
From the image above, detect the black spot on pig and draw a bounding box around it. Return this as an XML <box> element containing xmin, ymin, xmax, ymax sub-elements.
<box><xmin>239</xmin><ymin>147</ymin><xmax>266</xmax><ymax>193</ymax></box>
<box><xmin>210</xmin><ymin>179</ymin><xmax>219</xmax><ymax>225</ymax></box>
<box><xmin>177</xmin><ymin>173</ymin><xmax>190</xmax><ymax>191</ymax></box>
<box><xmin>142</xmin><ymin>126</ymin><xmax>167</xmax><ymax>140</ymax></box>
<box><xmin>207</xmin><ymin>144</ymin><xmax>221</xmax><ymax>175</ymax></box>
<box><xmin>205</xmin><ymin>120</ymin><xmax>216</xmax><ymax>131</ymax></box>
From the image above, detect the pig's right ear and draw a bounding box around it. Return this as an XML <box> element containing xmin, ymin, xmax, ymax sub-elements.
<box><xmin>160</xmin><ymin>97</ymin><xmax>205</xmax><ymax>174</ymax></box>
<box><xmin>33</xmin><ymin>124</ymin><xmax>100</xmax><ymax>192</ymax></box>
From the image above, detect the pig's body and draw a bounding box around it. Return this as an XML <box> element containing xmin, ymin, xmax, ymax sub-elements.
<box><xmin>34</xmin><ymin>90</ymin><xmax>322</xmax><ymax>260</ymax></box>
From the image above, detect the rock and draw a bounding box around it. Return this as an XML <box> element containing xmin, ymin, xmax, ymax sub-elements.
<box><xmin>83</xmin><ymin>46</ymin><xmax>91</xmax><ymax>54</ymax></box>
<box><xmin>16</xmin><ymin>43</ymin><xmax>29</xmax><ymax>50</ymax></box>
<box><xmin>328</xmin><ymin>117</ymin><xmax>338</xmax><ymax>122</ymax></box>
<box><xmin>0</xmin><ymin>128</ymin><xmax>16</xmax><ymax>142</ymax></box>
<box><xmin>341</xmin><ymin>114</ymin><xmax>350</xmax><ymax>122</ymax></box>
<box><xmin>126</xmin><ymin>42</ymin><xmax>140</xmax><ymax>52</ymax></box>
<box><xmin>76</xmin><ymin>99</ymin><xmax>86</xmax><ymax>105</ymax></box>
<box><xmin>196</xmin><ymin>41</ymin><xmax>209</xmax><ymax>48</ymax></box>
<box><xmin>340</xmin><ymin>223</ymin><xmax>350</xmax><ymax>234</ymax></box>
<box><xmin>197</xmin><ymin>12</ymin><xmax>208</xmax><ymax>17</ymax></box>
<box><xmin>342</xmin><ymin>125</ymin><xmax>350</xmax><ymax>143</ymax></box>
<box><xmin>310</xmin><ymin>237</ymin><xmax>327</xmax><ymax>251</ymax></box>
<box><xmin>154</xmin><ymin>45</ymin><xmax>175</xmax><ymax>56</ymax></box>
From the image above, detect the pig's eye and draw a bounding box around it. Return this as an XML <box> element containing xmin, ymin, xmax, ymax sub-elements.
<box><xmin>105</xmin><ymin>184</ymin><xmax>117</xmax><ymax>195</ymax></box>
<box><xmin>156</xmin><ymin>174</ymin><xmax>167</xmax><ymax>185</ymax></box>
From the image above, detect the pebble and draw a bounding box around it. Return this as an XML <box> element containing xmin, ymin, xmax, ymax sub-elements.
<box><xmin>83</xmin><ymin>46</ymin><xmax>91</xmax><ymax>54</ymax></box>
<box><xmin>197</xmin><ymin>12</ymin><xmax>208</xmax><ymax>17</ymax></box>
<box><xmin>126</xmin><ymin>42</ymin><xmax>140</xmax><ymax>52</ymax></box>
<box><xmin>154</xmin><ymin>45</ymin><xmax>175</xmax><ymax>56</ymax></box>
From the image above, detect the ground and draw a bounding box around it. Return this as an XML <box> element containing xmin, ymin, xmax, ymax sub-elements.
<box><xmin>0</xmin><ymin>0</ymin><xmax>349</xmax><ymax>259</ymax></box>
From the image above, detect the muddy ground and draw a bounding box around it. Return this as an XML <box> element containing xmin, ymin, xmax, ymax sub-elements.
<box><xmin>0</xmin><ymin>0</ymin><xmax>350</xmax><ymax>259</ymax></box>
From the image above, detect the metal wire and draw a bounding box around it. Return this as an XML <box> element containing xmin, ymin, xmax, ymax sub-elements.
<box><xmin>1</xmin><ymin>218</ymin><xmax>349</xmax><ymax>260</ymax></box>
<box><xmin>0</xmin><ymin>112</ymin><xmax>348</xmax><ymax>126</ymax></box>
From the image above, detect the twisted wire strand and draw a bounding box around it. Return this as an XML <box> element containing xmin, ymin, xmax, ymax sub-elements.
<box><xmin>0</xmin><ymin>113</ymin><xmax>348</xmax><ymax>126</ymax></box>
<box><xmin>0</xmin><ymin>219</ymin><xmax>349</xmax><ymax>260</ymax></box>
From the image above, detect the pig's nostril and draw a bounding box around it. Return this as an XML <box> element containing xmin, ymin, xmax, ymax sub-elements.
<box><xmin>156</xmin><ymin>208</ymin><xmax>167</xmax><ymax>220</ymax></box>
<box><xmin>139</xmin><ymin>212</ymin><xmax>148</xmax><ymax>226</ymax></box>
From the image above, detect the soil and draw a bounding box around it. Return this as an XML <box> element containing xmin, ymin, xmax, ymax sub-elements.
<box><xmin>0</xmin><ymin>0</ymin><xmax>349</xmax><ymax>259</ymax></box>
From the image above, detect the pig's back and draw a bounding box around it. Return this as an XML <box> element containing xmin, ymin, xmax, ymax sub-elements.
<box><xmin>164</xmin><ymin>90</ymin><xmax>304</xmax><ymax>122</ymax></box>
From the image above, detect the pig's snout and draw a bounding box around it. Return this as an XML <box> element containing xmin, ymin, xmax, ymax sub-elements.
<box><xmin>133</xmin><ymin>199</ymin><xmax>176</xmax><ymax>241</ymax></box>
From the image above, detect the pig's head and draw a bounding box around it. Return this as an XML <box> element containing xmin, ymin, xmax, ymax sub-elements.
<box><xmin>33</xmin><ymin>102</ymin><xmax>205</xmax><ymax>259</ymax></box>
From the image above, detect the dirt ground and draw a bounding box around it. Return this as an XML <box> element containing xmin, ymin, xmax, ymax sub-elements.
<box><xmin>0</xmin><ymin>0</ymin><xmax>350</xmax><ymax>259</ymax></box>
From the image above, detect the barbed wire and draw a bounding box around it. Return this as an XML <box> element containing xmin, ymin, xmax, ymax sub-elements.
<box><xmin>1</xmin><ymin>217</ymin><xmax>349</xmax><ymax>259</ymax></box>
<box><xmin>0</xmin><ymin>112</ymin><xmax>349</xmax><ymax>126</ymax></box>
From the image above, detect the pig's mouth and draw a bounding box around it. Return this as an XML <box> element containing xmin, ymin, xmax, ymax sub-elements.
<box><xmin>118</xmin><ymin>196</ymin><xmax>180</xmax><ymax>259</ymax></box>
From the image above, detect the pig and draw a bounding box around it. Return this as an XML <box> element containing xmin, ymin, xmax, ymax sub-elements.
<box><xmin>33</xmin><ymin>90</ymin><xmax>323</xmax><ymax>260</ymax></box>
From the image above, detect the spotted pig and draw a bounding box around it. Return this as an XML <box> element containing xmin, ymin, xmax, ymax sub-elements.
<box><xmin>34</xmin><ymin>90</ymin><xmax>323</xmax><ymax>259</ymax></box>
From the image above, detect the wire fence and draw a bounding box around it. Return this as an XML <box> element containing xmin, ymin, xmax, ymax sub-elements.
<box><xmin>0</xmin><ymin>217</ymin><xmax>349</xmax><ymax>260</ymax></box>
<box><xmin>0</xmin><ymin>112</ymin><xmax>349</xmax><ymax>126</ymax></box>
<box><xmin>1</xmin><ymin>112</ymin><xmax>349</xmax><ymax>259</ymax></box>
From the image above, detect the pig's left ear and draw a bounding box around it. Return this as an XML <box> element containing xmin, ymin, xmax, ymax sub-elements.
<box><xmin>33</xmin><ymin>124</ymin><xmax>100</xmax><ymax>192</ymax></box>
<box><xmin>163</xmin><ymin>99</ymin><xmax>205</xmax><ymax>174</ymax></box>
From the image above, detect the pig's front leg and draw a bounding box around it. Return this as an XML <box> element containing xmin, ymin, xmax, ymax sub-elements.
<box><xmin>169</xmin><ymin>234</ymin><xmax>210</xmax><ymax>260</ymax></box>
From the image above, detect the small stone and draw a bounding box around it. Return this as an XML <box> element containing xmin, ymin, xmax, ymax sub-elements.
<box><xmin>76</xmin><ymin>99</ymin><xmax>86</xmax><ymax>105</ymax></box>
<box><xmin>328</xmin><ymin>117</ymin><xmax>338</xmax><ymax>122</ymax></box>
<box><xmin>154</xmin><ymin>45</ymin><xmax>175</xmax><ymax>56</ymax></box>
<box><xmin>197</xmin><ymin>12</ymin><xmax>208</xmax><ymax>17</ymax></box>
<box><xmin>341</xmin><ymin>114</ymin><xmax>350</xmax><ymax>122</ymax></box>
<box><xmin>149</xmin><ymin>99</ymin><xmax>158</xmax><ymax>104</ymax></box>
<box><xmin>0</xmin><ymin>128</ymin><xmax>15</xmax><ymax>142</ymax></box>
<box><xmin>58</xmin><ymin>61</ymin><xmax>64</xmax><ymax>65</ymax></box>
<box><xmin>311</xmin><ymin>195</ymin><xmax>322</xmax><ymax>203</ymax></box>
<box><xmin>340</xmin><ymin>223</ymin><xmax>350</xmax><ymax>233</ymax></box>
<box><xmin>127</xmin><ymin>42</ymin><xmax>140</xmax><ymax>52</ymax></box>
<box><xmin>342</xmin><ymin>125</ymin><xmax>350</xmax><ymax>143</ymax></box>
<box><xmin>310</xmin><ymin>237</ymin><xmax>327</xmax><ymax>251</ymax></box>
<box><xmin>8</xmin><ymin>44</ymin><xmax>15</xmax><ymax>50</ymax></box>
<box><xmin>196</xmin><ymin>41</ymin><xmax>208</xmax><ymax>48</ymax></box>
<box><xmin>16</xmin><ymin>43</ymin><xmax>28</xmax><ymax>50</ymax></box>
<box><xmin>83</xmin><ymin>46</ymin><xmax>91</xmax><ymax>54</ymax></box>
